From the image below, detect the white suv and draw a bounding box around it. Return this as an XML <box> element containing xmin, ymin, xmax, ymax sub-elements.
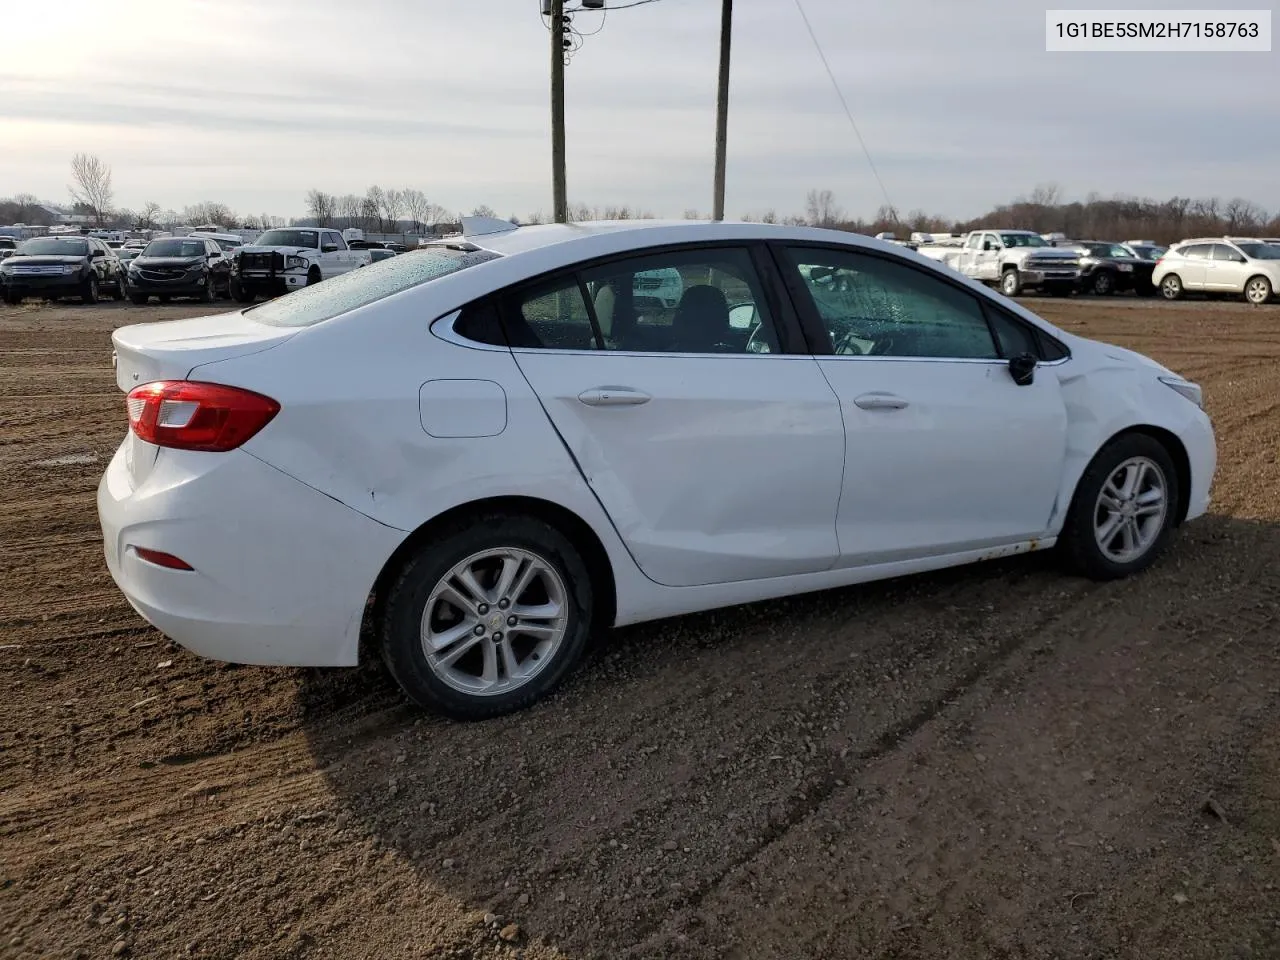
<box><xmin>1152</xmin><ymin>237</ymin><xmax>1280</xmax><ymax>304</ymax></box>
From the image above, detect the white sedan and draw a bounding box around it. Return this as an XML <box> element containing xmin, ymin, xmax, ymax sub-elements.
<box><xmin>99</xmin><ymin>219</ymin><xmax>1216</xmax><ymax>719</ymax></box>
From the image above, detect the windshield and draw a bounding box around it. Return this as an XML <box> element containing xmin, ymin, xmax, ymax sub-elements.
<box><xmin>255</xmin><ymin>229</ymin><xmax>319</xmax><ymax>248</ymax></box>
<box><xmin>18</xmin><ymin>237</ymin><xmax>88</xmax><ymax>256</ymax></box>
<box><xmin>144</xmin><ymin>238</ymin><xmax>208</xmax><ymax>258</ymax></box>
<box><xmin>247</xmin><ymin>247</ymin><xmax>503</xmax><ymax>328</ymax></box>
<box><xmin>1236</xmin><ymin>243</ymin><xmax>1280</xmax><ymax>260</ymax></box>
<box><xmin>999</xmin><ymin>233</ymin><xmax>1048</xmax><ymax>247</ymax></box>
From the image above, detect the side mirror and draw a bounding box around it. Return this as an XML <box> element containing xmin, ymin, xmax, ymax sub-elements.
<box><xmin>321</xmin><ymin>244</ymin><xmax>339</xmax><ymax>253</ymax></box>
<box><xmin>208</xmin><ymin>251</ymin><xmax>219</xmax><ymax>258</ymax></box>
<box><xmin>1008</xmin><ymin>352</ymin><xmax>1037</xmax><ymax>386</ymax></box>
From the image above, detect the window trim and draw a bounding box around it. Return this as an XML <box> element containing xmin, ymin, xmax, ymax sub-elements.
<box><xmin>489</xmin><ymin>240</ymin><xmax>809</xmax><ymax>357</ymax></box>
<box><xmin>769</xmin><ymin>240</ymin><xmax>1071</xmax><ymax>365</ymax></box>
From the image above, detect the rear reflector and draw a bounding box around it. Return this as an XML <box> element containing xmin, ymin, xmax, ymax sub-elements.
<box><xmin>132</xmin><ymin>546</ymin><xmax>194</xmax><ymax>570</ymax></box>
<box><xmin>126</xmin><ymin>381</ymin><xmax>279</xmax><ymax>452</ymax></box>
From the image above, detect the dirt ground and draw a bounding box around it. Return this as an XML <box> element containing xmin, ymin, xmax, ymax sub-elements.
<box><xmin>2</xmin><ymin>295</ymin><xmax>1279</xmax><ymax>960</ymax></box>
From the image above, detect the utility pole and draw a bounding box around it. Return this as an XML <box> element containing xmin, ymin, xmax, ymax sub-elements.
<box><xmin>712</xmin><ymin>0</ymin><xmax>733</xmax><ymax>221</ymax></box>
<box><xmin>550</xmin><ymin>0</ymin><xmax>569</xmax><ymax>223</ymax></box>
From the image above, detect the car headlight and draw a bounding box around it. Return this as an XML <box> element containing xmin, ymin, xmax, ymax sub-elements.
<box><xmin>286</xmin><ymin>256</ymin><xmax>307</xmax><ymax>270</ymax></box>
<box><xmin>1158</xmin><ymin>376</ymin><xmax>1203</xmax><ymax>408</ymax></box>
<box><xmin>63</xmin><ymin>265</ymin><xmax>77</xmax><ymax>275</ymax></box>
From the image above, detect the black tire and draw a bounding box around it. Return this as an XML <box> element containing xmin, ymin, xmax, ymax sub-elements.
<box><xmin>230</xmin><ymin>279</ymin><xmax>255</xmax><ymax>304</ymax></box>
<box><xmin>112</xmin><ymin>276</ymin><xmax>127</xmax><ymax>301</ymax></box>
<box><xmin>1091</xmin><ymin>270</ymin><xmax>1115</xmax><ymax>295</ymax></box>
<box><xmin>1000</xmin><ymin>268</ymin><xmax>1021</xmax><ymax>297</ymax></box>
<box><xmin>306</xmin><ymin>267</ymin><xmax>322</xmax><ymax>286</ymax></box>
<box><xmin>199</xmin><ymin>274</ymin><xmax>215</xmax><ymax>303</ymax></box>
<box><xmin>81</xmin><ymin>276</ymin><xmax>100</xmax><ymax>304</ymax></box>
<box><xmin>1244</xmin><ymin>274</ymin><xmax>1273</xmax><ymax>305</ymax></box>
<box><xmin>1160</xmin><ymin>274</ymin><xmax>1183</xmax><ymax>300</ymax></box>
<box><xmin>1059</xmin><ymin>433</ymin><xmax>1180</xmax><ymax>581</ymax></box>
<box><xmin>2</xmin><ymin>290</ymin><xmax>21</xmax><ymax>306</ymax></box>
<box><xmin>129</xmin><ymin>293</ymin><xmax>149</xmax><ymax>306</ymax></box>
<box><xmin>380</xmin><ymin>514</ymin><xmax>595</xmax><ymax>720</ymax></box>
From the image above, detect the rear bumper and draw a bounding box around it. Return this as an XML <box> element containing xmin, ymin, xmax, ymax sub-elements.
<box><xmin>97</xmin><ymin>443</ymin><xmax>404</xmax><ymax>666</ymax></box>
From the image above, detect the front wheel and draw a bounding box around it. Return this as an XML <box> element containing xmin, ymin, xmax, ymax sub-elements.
<box><xmin>81</xmin><ymin>276</ymin><xmax>100</xmax><ymax>304</ymax></box>
<box><xmin>112</xmin><ymin>276</ymin><xmax>127</xmax><ymax>301</ymax></box>
<box><xmin>1000</xmin><ymin>269</ymin><xmax>1021</xmax><ymax>297</ymax></box>
<box><xmin>2</xmin><ymin>290</ymin><xmax>21</xmax><ymax>306</ymax></box>
<box><xmin>230</xmin><ymin>279</ymin><xmax>255</xmax><ymax>303</ymax></box>
<box><xmin>1091</xmin><ymin>270</ymin><xmax>1115</xmax><ymax>295</ymax></box>
<box><xmin>1060</xmin><ymin>433</ymin><xmax>1179</xmax><ymax>580</ymax></box>
<box><xmin>1244</xmin><ymin>275</ymin><xmax>1273</xmax><ymax>305</ymax></box>
<box><xmin>199</xmin><ymin>274</ymin><xmax>215</xmax><ymax>303</ymax></box>
<box><xmin>380</xmin><ymin>515</ymin><xmax>594</xmax><ymax>720</ymax></box>
<box><xmin>1160</xmin><ymin>274</ymin><xmax>1183</xmax><ymax>300</ymax></box>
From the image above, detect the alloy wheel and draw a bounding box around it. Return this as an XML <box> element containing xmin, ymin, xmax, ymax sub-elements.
<box><xmin>1093</xmin><ymin>456</ymin><xmax>1168</xmax><ymax>564</ymax></box>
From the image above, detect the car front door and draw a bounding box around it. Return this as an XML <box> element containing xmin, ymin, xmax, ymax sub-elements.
<box><xmin>973</xmin><ymin>233</ymin><xmax>1003</xmax><ymax>281</ymax></box>
<box><xmin>502</xmin><ymin>244</ymin><xmax>846</xmax><ymax>588</ymax></box>
<box><xmin>1206</xmin><ymin>243</ymin><xmax>1248</xmax><ymax>292</ymax></box>
<box><xmin>777</xmin><ymin>243</ymin><xmax>1069</xmax><ymax>566</ymax></box>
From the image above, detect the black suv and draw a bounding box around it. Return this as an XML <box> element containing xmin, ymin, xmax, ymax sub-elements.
<box><xmin>126</xmin><ymin>236</ymin><xmax>231</xmax><ymax>304</ymax></box>
<box><xmin>1053</xmin><ymin>240</ymin><xmax>1156</xmax><ymax>296</ymax></box>
<box><xmin>0</xmin><ymin>236</ymin><xmax>126</xmax><ymax>304</ymax></box>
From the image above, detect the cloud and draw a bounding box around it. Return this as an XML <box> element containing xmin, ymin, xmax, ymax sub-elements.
<box><xmin>0</xmin><ymin>0</ymin><xmax>1274</xmax><ymax>220</ymax></box>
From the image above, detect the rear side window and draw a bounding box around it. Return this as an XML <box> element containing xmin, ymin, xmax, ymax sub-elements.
<box><xmin>1181</xmin><ymin>244</ymin><xmax>1211</xmax><ymax>259</ymax></box>
<box><xmin>247</xmin><ymin>247</ymin><xmax>503</xmax><ymax>327</ymax></box>
<box><xmin>509</xmin><ymin>279</ymin><xmax>599</xmax><ymax>350</ymax></box>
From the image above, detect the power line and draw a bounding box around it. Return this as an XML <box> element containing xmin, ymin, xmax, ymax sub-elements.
<box><xmin>791</xmin><ymin>0</ymin><xmax>897</xmax><ymax>218</ymax></box>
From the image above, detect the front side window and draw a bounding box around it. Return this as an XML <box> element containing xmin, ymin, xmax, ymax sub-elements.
<box><xmin>785</xmin><ymin>246</ymin><xmax>997</xmax><ymax>360</ymax></box>
<box><xmin>1210</xmin><ymin>244</ymin><xmax>1244</xmax><ymax>262</ymax></box>
<box><xmin>1000</xmin><ymin>233</ymin><xmax>1048</xmax><ymax>248</ymax></box>
<box><xmin>503</xmin><ymin>247</ymin><xmax>782</xmax><ymax>354</ymax></box>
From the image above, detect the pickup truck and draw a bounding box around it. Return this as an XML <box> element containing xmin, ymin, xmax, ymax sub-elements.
<box><xmin>229</xmin><ymin>227</ymin><xmax>371</xmax><ymax>303</ymax></box>
<box><xmin>917</xmin><ymin>229</ymin><xmax>1082</xmax><ymax>297</ymax></box>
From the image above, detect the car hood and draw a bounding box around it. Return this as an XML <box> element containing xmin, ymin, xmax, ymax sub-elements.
<box><xmin>4</xmin><ymin>255</ymin><xmax>87</xmax><ymax>266</ymax></box>
<box><xmin>1063</xmin><ymin>336</ymin><xmax>1178</xmax><ymax>378</ymax></box>
<box><xmin>1011</xmin><ymin>248</ymin><xmax>1078</xmax><ymax>260</ymax></box>
<box><xmin>133</xmin><ymin>256</ymin><xmax>206</xmax><ymax>268</ymax></box>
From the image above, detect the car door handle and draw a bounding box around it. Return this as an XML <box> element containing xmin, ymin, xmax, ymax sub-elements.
<box><xmin>853</xmin><ymin>392</ymin><xmax>909</xmax><ymax>410</ymax></box>
<box><xmin>578</xmin><ymin>387</ymin><xmax>651</xmax><ymax>407</ymax></box>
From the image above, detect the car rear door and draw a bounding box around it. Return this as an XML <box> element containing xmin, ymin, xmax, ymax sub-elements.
<box><xmin>1174</xmin><ymin>244</ymin><xmax>1211</xmax><ymax>289</ymax></box>
<box><xmin>501</xmin><ymin>243</ymin><xmax>846</xmax><ymax>588</ymax></box>
<box><xmin>776</xmin><ymin>243</ymin><xmax>1068</xmax><ymax>566</ymax></box>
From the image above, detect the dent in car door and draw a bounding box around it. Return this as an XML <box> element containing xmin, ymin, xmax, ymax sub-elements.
<box><xmin>780</xmin><ymin>243</ymin><xmax>1068</xmax><ymax>564</ymax></box>
<box><xmin>503</xmin><ymin>247</ymin><xmax>846</xmax><ymax>588</ymax></box>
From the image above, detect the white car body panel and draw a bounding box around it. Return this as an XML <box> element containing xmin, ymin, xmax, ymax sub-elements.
<box><xmin>97</xmin><ymin>220</ymin><xmax>1217</xmax><ymax>668</ymax></box>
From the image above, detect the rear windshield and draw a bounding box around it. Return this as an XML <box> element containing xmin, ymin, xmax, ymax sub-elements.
<box><xmin>246</xmin><ymin>247</ymin><xmax>503</xmax><ymax>328</ymax></box>
<box><xmin>145</xmin><ymin>239</ymin><xmax>208</xmax><ymax>258</ymax></box>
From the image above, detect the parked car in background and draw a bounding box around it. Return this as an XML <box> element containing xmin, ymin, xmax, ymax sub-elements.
<box><xmin>115</xmin><ymin>247</ymin><xmax>143</xmax><ymax>266</ymax></box>
<box><xmin>383</xmin><ymin>241</ymin><xmax>407</xmax><ymax>253</ymax></box>
<box><xmin>126</xmin><ymin>235</ymin><xmax>231</xmax><ymax>304</ymax></box>
<box><xmin>1124</xmin><ymin>242</ymin><xmax>1168</xmax><ymax>262</ymax></box>
<box><xmin>99</xmin><ymin>217</ymin><xmax>1215</xmax><ymax>719</ymax></box>
<box><xmin>918</xmin><ymin>230</ymin><xmax>1082</xmax><ymax>296</ymax></box>
<box><xmin>0</xmin><ymin>237</ymin><xmax>17</xmax><ymax>261</ymax></box>
<box><xmin>230</xmin><ymin>228</ymin><xmax>372</xmax><ymax>302</ymax></box>
<box><xmin>1054</xmin><ymin>240</ymin><xmax>1156</xmax><ymax>296</ymax></box>
<box><xmin>0</xmin><ymin>235</ymin><xmax>126</xmax><ymax>304</ymax></box>
<box><xmin>1153</xmin><ymin>238</ymin><xmax>1280</xmax><ymax>304</ymax></box>
<box><xmin>189</xmin><ymin>231</ymin><xmax>245</xmax><ymax>255</ymax></box>
<box><xmin>368</xmin><ymin>248</ymin><xmax>398</xmax><ymax>263</ymax></box>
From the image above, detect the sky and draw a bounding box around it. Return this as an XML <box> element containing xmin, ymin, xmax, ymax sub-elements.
<box><xmin>2</xmin><ymin>0</ymin><xmax>1276</xmax><ymax>222</ymax></box>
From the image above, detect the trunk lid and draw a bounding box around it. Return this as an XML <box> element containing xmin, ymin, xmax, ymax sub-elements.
<box><xmin>110</xmin><ymin>310</ymin><xmax>298</xmax><ymax>485</ymax></box>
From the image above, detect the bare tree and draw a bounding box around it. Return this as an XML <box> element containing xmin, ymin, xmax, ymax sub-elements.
<box><xmin>425</xmin><ymin>203</ymin><xmax>451</xmax><ymax>226</ymax></box>
<box><xmin>135</xmin><ymin>201</ymin><xmax>163</xmax><ymax>230</ymax></box>
<box><xmin>11</xmin><ymin>193</ymin><xmax>40</xmax><ymax>221</ymax></box>
<box><xmin>68</xmin><ymin>153</ymin><xmax>114</xmax><ymax>226</ymax></box>
<box><xmin>1224</xmin><ymin>197</ymin><xmax>1263</xmax><ymax>233</ymax></box>
<box><xmin>682</xmin><ymin>208</ymin><xmax>702</xmax><ymax>220</ymax></box>
<box><xmin>805</xmin><ymin>189</ymin><xmax>841</xmax><ymax>227</ymax></box>
<box><xmin>380</xmin><ymin>189</ymin><xmax>405</xmax><ymax>232</ymax></box>
<box><xmin>470</xmin><ymin>204</ymin><xmax>497</xmax><ymax>218</ymax></box>
<box><xmin>1029</xmin><ymin>182</ymin><xmax>1062</xmax><ymax>207</ymax></box>
<box><xmin>306</xmin><ymin>189</ymin><xmax>336</xmax><ymax>226</ymax></box>
<box><xmin>402</xmin><ymin>189</ymin><xmax>429</xmax><ymax>232</ymax></box>
<box><xmin>182</xmin><ymin>201</ymin><xmax>234</xmax><ymax>227</ymax></box>
<box><xmin>365</xmin><ymin>187</ymin><xmax>386</xmax><ymax>231</ymax></box>
<box><xmin>524</xmin><ymin>210</ymin><xmax>547</xmax><ymax>225</ymax></box>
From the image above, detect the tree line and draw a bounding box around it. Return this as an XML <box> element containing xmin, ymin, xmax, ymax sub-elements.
<box><xmin>3</xmin><ymin>156</ymin><xmax>1278</xmax><ymax>245</ymax></box>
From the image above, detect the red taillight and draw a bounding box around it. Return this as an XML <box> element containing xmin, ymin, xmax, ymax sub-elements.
<box><xmin>126</xmin><ymin>380</ymin><xmax>279</xmax><ymax>452</ymax></box>
<box><xmin>132</xmin><ymin>546</ymin><xmax>194</xmax><ymax>570</ymax></box>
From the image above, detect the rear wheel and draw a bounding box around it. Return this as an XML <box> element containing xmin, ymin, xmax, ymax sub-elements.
<box><xmin>380</xmin><ymin>515</ymin><xmax>594</xmax><ymax>720</ymax></box>
<box><xmin>1244</xmin><ymin>275</ymin><xmax>1273</xmax><ymax>305</ymax></box>
<box><xmin>1091</xmin><ymin>270</ymin><xmax>1115</xmax><ymax>295</ymax></box>
<box><xmin>1160</xmin><ymin>274</ymin><xmax>1183</xmax><ymax>300</ymax></box>
<box><xmin>1060</xmin><ymin>433</ymin><xmax>1179</xmax><ymax>580</ymax></box>
<box><xmin>81</xmin><ymin>276</ymin><xmax>99</xmax><ymax>304</ymax></box>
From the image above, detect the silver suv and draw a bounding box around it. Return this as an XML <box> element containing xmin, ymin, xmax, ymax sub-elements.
<box><xmin>1152</xmin><ymin>237</ymin><xmax>1280</xmax><ymax>304</ymax></box>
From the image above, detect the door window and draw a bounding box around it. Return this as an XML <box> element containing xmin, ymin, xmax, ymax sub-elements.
<box><xmin>1210</xmin><ymin>243</ymin><xmax>1244</xmax><ymax>262</ymax></box>
<box><xmin>1181</xmin><ymin>244</ymin><xmax>1212</xmax><ymax>259</ymax></box>
<box><xmin>505</xmin><ymin>247</ymin><xmax>783</xmax><ymax>354</ymax></box>
<box><xmin>784</xmin><ymin>247</ymin><xmax>998</xmax><ymax>359</ymax></box>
